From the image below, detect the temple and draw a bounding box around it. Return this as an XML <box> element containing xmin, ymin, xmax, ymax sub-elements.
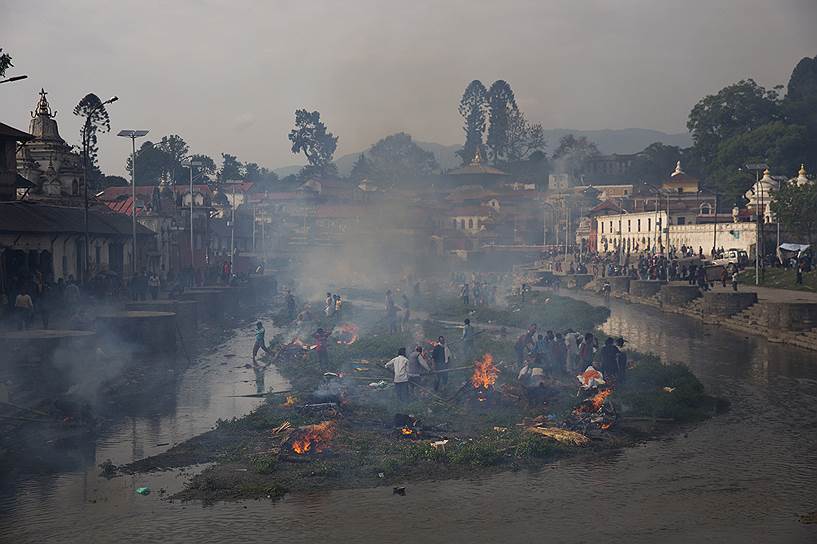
<box><xmin>16</xmin><ymin>89</ymin><xmax>85</xmax><ymax>204</ymax></box>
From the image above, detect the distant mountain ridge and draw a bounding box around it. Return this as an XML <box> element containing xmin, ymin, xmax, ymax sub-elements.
<box><xmin>273</xmin><ymin>128</ymin><xmax>692</xmax><ymax>177</ymax></box>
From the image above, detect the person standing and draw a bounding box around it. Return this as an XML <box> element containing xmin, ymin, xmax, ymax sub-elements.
<box><xmin>385</xmin><ymin>348</ymin><xmax>410</xmax><ymax>403</ymax></box>
<box><xmin>407</xmin><ymin>345</ymin><xmax>431</xmax><ymax>397</ymax></box>
<box><xmin>462</xmin><ymin>318</ymin><xmax>474</xmax><ymax>362</ymax></box>
<box><xmin>313</xmin><ymin>327</ymin><xmax>331</xmax><ymax>368</ymax></box>
<box><xmin>431</xmin><ymin>336</ymin><xmax>452</xmax><ymax>391</ymax></box>
<box><xmin>598</xmin><ymin>337</ymin><xmax>620</xmax><ymax>381</ymax></box>
<box><xmin>731</xmin><ymin>270</ymin><xmax>739</xmax><ymax>291</ymax></box>
<box><xmin>579</xmin><ymin>332</ymin><xmax>596</xmax><ymax>370</ymax></box>
<box><xmin>15</xmin><ymin>288</ymin><xmax>34</xmax><ymax>330</ymax></box>
<box><xmin>401</xmin><ymin>293</ymin><xmax>411</xmax><ymax>331</ymax></box>
<box><xmin>797</xmin><ymin>261</ymin><xmax>804</xmax><ymax>285</ymax></box>
<box><xmin>615</xmin><ymin>337</ymin><xmax>628</xmax><ymax>383</ymax></box>
<box><xmin>564</xmin><ymin>329</ymin><xmax>581</xmax><ymax>373</ymax></box>
<box><xmin>252</xmin><ymin>321</ymin><xmax>272</xmax><ymax>362</ymax></box>
<box><xmin>286</xmin><ymin>290</ymin><xmax>296</xmax><ymax>320</ymax></box>
<box><xmin>324</xmin><ymin>292</ymin><xmax>335</xmax><ymax>317</ymax></box>
<box><xmin>386</xmin><ymin>290</ymin><xmax>399</xmax><ymax>334</ymax></box>
<box><xmin>460</xmin><ymin>283</ymin><xmax>470</xmax><ymax>306</ymax></box>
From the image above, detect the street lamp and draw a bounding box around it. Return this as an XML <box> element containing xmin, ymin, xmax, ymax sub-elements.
<box><xmin>742</xmin><ymin>163</ymin><xmax>768</xmax><ymax>285</ymax></box>
<box><xmin>183</xmin><ymin>159</ymin><xmax>203</xmax><ymax>271</ymax></box>
<box><xmin>81</xmin><ymin>95</ymin><xmax>118</xmax><ymax>283</ymax></box>
<box><xmin>0</xmin><ymin>74</ymin><xmax>28</xmax><ymax>84</ymax></box>
<box><xmin>117</xmin><ymin>129</ymin><xmax>150</xmax><ymax>276</ymax></box>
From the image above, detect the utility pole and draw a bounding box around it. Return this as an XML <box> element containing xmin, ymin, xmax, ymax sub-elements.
<box><xmin>712</xmin><ymin>193</ymin><xmax>718</xmax><ymax>256</ymax></box>
<box><xmin>117</xmin><ymin>129</ymin><xmax>150</xmax><ymax>276</ymax></box>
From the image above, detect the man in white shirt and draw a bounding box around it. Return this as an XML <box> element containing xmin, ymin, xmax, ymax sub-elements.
<box><xmin>385</xmin><ymin>348</ymin><xmax>410</xmax><ymax>402</ymax></box>
<box><xmin>564</xmin><ymin>329</ymin><xmax>582</xmax><ymax>373</ymax></box>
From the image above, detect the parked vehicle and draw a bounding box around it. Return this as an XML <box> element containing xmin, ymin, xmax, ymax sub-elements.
<box><xmin>712</xmin><ymin>248</ymin><xmax>749</xmax><ymax>272</ymax></box>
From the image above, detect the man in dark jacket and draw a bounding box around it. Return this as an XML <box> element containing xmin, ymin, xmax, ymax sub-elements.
<box><xmin>597</xmin><ymin>337</ymin><xmax>620</xmax><ymax>381</ymax></box>
<box><xmin>431</xmin><ymin>336</ymin><xmax>451</xmax><ymax>391</ymax></box>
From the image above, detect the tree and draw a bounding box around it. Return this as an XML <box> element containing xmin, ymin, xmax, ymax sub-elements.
<box><xmin>219</xmin><ymin>153</ymin><xmax>243</xmax><ymax>182</ymax></box>
<box><xmin>101</xmin><ymin>175</ymin><xmax>129</xmax><ymax>188</ymax></box>
<box><xmin>457</xmin><ymin>80</ymin><xmax>488</xmax><ymax>165</ymax></box>
<box><xmin>771</xmin><ymin>182</ymin><xmax>817</xmax><ymax>246</ymax></box>
<box><xmin>157</xmin><ymin>134</ymin><xmax>189</xmax><ymax>184</ymax></box>
<box><xmin>486</xmin><ymin>80</ymin><xmax>517</xmax><ymax>163</ymax></box>
<box><xmin>349</xmin><ymin>154</ymin><xmax>374</xmax><ymax>182</ymax></box>
<box><xmin>505</xmin><ymin>109</ymin><xmax>545</xmax><ymax>162</ymax></box>
<box><xmin>126</xmin><ymin>141</ymin><xmax>170</xmax><ymax>185</ymax></box>
<box><xmin>0</xmin><ymin>48</ymin><xmax>12</xmax><ymax>78</ymax></box>
<box><xmin>783</xmin><ymin>55</ymin><xmax>817</xmax><ymax>168</ymax></box>
<box><xmin>629</xmin><ymin>142</ymin><xmax>685</xmax><ymax>184</ymax></box>
<box><xmin>73</xmin><ymin>93</ymin><xmax>113</xmax><ymax>193</ymax></box>
<box><xmin>366</xmin><ymin>132</ymin><xmax>439</xmax><ymax>185</ymax></box>
<box><xmin>687</xmin><ymin>79</ymin><xmax>782</xmax><ymax>167</ymax></box>
<box><xmin>288</xmin><ymin>109</ymin><xmax>338</xmax><ymax>178</ymax></box>
<box><xmin>551</xmin><ymin>134</ymin><xmax>600</xmax><ymax>179</ymax></box>
<box><xmin>244</xmin><ymin>162</ymin><xmax>279</xmax><ymax>189</ymax></box>
<box><xmin>708</xmin><ymin>121</ymin><xmax>808</xmax><ymax>205</ymax></box>
<box><xmin>188</xmin><ymin>154</ymin><xmax>216</xmax><ymax>182</ymax></box>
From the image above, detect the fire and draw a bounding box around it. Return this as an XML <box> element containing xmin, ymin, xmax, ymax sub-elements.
<box><xmin>335</xmin><ymin>323</ymin><xmax>360</xmax><ymax>345</ymax></box>
<box><xmin>400</xmin><ymin>426</ymin><xmax>414</xmax><ymax>436</ymax></box>
<box><xmin>471</xmin><ymin>353</ymin><xmax>499</xmax><ymax>389</ymax></box>
<box><xmin>590</xmin><ymin>389</ymin><xmax>612</xmax><ymax>411</ymax></box>
<box><xmin>282</xmin><ymin>395</ymin><xmax>298</xmax><ymax>407</ymax></box>
<box><xmin>290</xmin><ymin>421</ymin><xmax>336</xmax><ymax>455</ymax></box>
<box><xmin>291</xmin><ymin>338</ymin><xmax>318</xmax><ymax>350</ymax></box>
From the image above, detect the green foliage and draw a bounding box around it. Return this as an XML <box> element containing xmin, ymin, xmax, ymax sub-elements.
<box><xmin>783</xmin><ymin>55</ymin><xmax>817</xmax><ymax>169</ymax></box>
<box><xmin>448</xmin><ymin>437</ymin><xmax>505</xmax><ymax>467</ymax></box>
<box><xmin>219</xmin><ymin>153</ymin><xmax>243</xmax><ymax>181</ymax></box>
<box><xmin>687</xmin><ymin>79</ymin><xmax>782</xmax><ymax>167</ymax></box>
<box><xmin>709</xmin><ymin>121</ymin><xmax>808</xmax><ymax>205</ymax></box>
<box><xmin>127</xmin><ymin>141</ymin><xmax>168</xmax><ymax>185</ymax></box>
<box><xmin>157</xmin><ymin>134</ymin><xmax>190</xmax><ymax>184</ymax></box>
<box><xmin>250</xmin><ymin>455</ymin><xmax>277</xmax><ymax>474</ymax></box>
<box><xmin>630</xmin><ymin>143</ymin><xmax>688</xmax><ymax>185</ymax></box>
<box><xmin>288</xmin><ymin>109</ymin><xmax>338</xmax><ymax>178</ymax></box>
<box><xmin>190</xmin><ymin>154</ymin><xmax>217</xmax><ymax>182</ymax></box>
<box><xmin>771</xmin><ymin>180</ymin><xmax>817</xmax><ymax>245</ymax></box>
<box><xmin>486</xmin><ymin>80</ymin><xmax>517</xmax><ymax>163</ymax></box>
<box><xmin>515</xmin><ymin>433</ymin><xmax>558</xmax><ymax>459</ymax></box>
<box><xmin>73</xmin><ymin>93</ymin><xmax>112</xmax><ymax>192</ymax></box>
<box><xmin>366</xmin><ymin>132</ymin><xmax>438</xmax><ymax>185</ymax></box>
<box><xmin>618</xmin><ymin>357</ymin><xmax>709</xmax><ymax>421</ymax></box>
<box><xmin>349</xmin><ymin>154</ymin><xmax>374</xmax><ymax>182</ymax></box>
<box><xmin>458</xmin><ymin>80</ymin><xmax>489</xmax><ymax>165</ymax></box>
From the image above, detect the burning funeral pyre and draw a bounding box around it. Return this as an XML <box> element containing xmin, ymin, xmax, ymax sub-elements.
<box><xmin>334</xmin><ymin>323</ymin><xmax>359</xmax><ymax>345</ymax></box>
<box><xmin>570</xmin><ymin>388</ymin><xmax>617</xmax><ymax>432</ymax></box>
<box><xmin>469</xmin><ymin>353</ymin><xmax>500</xmax><ymax>406</ymax></box>
<box><xmin>283</xmin><ymin>421</ymin><xmax>337</xmax><ymax>458</ymax></box>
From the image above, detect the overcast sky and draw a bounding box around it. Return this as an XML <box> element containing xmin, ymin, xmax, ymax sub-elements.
<box><xmin>1</xmin><ymin>0</ymin><xmax>815</xmax><ymax>177</ymax></box>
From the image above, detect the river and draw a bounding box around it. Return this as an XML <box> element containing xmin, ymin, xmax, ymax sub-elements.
<box><xmin>1</xmin><ymin>297</ymin><xmax>816</xmax><ymax>543</ymax></box>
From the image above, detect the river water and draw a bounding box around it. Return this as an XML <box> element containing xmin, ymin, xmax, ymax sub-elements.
<box><xmin>1</xmin><ymin>298</ymin><xmax>816</xmax><ymax>543</ymax></box>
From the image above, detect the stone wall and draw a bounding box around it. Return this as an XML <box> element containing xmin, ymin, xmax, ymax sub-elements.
<box><xmin>660</xmin><ymin>285</ymin><xmax>701</xmax><ymax>306</ymax></box>
<box><xmin>607</xmin><ymin>276</ymin><xmax>630</xmax><ymax>293</ymax></box>
<box><xmin>765</xmin><ymin>303</ymin><xmax>817</xmax><ymax>332</ymax></box>
<box><xmin>701</xmin><ymin>292</ymin><xmax>758</xmax><ymax>316</ymax></box>
<box><xmin>629</xmin><ymin>280</ymin><xmax>666</xmax><ymax>298</ymax></box>
<box><xmin>95</xmin><ymin>311</ymin><xmax>177</xmax><ymax>354</ymax></box>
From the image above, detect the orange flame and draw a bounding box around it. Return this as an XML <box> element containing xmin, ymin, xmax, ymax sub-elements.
<box><xmin>471</xmin><ymin>353</ymin><xmax>499</xmax><ymax>389</ymax></box>
<box><xmin>400</xmin><ymin>426</ymin><xmax>414</xmax><ymax>436</ymax></box>
<box><xmin>291</xmin><ymin>421</ymin><xmax>336</xmax><ymax>455</ymax></box>
<box><xmin>335</xmin><ymin>323</ymin><xmax>360</xmax><ymax>345</ymax></box>
<box><xmin>282</xmin><ymin>395</ymin><xmax>298</xmax><ymax>407</ymax></box>
<box><xmin>590</xmin><ymin>389</ymin><xmax>612</xmax><ymax>411</ymax></box>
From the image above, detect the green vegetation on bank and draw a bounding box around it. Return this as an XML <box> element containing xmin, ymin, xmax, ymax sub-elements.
<box><xmin>738</xmin><ymin>267</ymin><xmax>817</xmax><ymax>292</ymax></box>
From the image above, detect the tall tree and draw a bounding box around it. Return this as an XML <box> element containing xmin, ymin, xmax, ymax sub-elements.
<box><xmin>505</xmin><ymin>109</ymin><xmax>545</xmax><ymax>162</ymax></box>
<box><xmin>552</xmin><ymin>134</ymin><xmax>600</xmax><ymax>179</ymax></box>
<box><xmin>288</xmin><ymin>109</ymin><xmax>338</xmax><ymax>178</ymax></box>
<box><xmin>486</xmin><ymin>80</ymin><xmax>517</xmax><ymax>163</ymax></box>
<box><xmin>349</xmin><ymin>153</ymin><xmax>374</xmax><ymax>182</ymax></box>
<box><xmin>0</xmin><ymin>48</ymin><xmax>13</xmax><ymax>77</ymax></box>
<box><xmin>157</xmin><ymin>134</ymin><xmax>189</xmax><ymax>184</ymax></box>
<box><xmin>687</xmin><ymin>79</ymin><xmax>782</xmax><ymax>167</ymax></box>
<box><xmin>73</xmin><ymin>93</ymin><xmax>112</xmax><ymax>193</ymax></box>
<box><xmin>219</xmin><ymin>153</ymin><xmax>243</xmax><ymax>182</ymax></box>
<box><xmin>457</xmin><ymin>80</ymin><xmax>488</xmax><ymax>165</ymax></box>
<box><xmin>771</xmin><ymin>181</ymin><xmax>817</xmax><ymax>246</ymax></box>
<box><xmin>188</xmin><ymin>154</ymin><xmax>216</xmax><ymax>182</ymax></box>
<box><xmin>783</xmin><ymin>55</ymin><xmax>817</xmax><ymax>168</ymax></box>
<box><xmin>126</xmin><ymin>141</ymin><xmax>170</xmax><ymax>185</ymax></box>
<box><xmin>367</xmin><ymin>132</ymin><xmax>439</xmax><ymax>185</ymax></box>
<box><xmin>629</xmin><ymin>142</ymin><xmax>686</xmax><ymax>184</ymax></box>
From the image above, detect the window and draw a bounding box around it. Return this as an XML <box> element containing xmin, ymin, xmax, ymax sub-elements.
<box><xmin>647</xmin><ymin>218</ymin><xmax>651</xmax><ymax>232</ymax></box>
<box><xmin>700</xmin><ymin>203</ymin><xmax>712</xmax><ymax>215</ymax></box>
<box><xmin>627</xmin><ymin>220</ymin><xmax>631</xmax><ymax>232</ymax></box>
<box><xmin>95</xmin><ymin>246</ymin><xmax>101</xmax><ymax>265</ymax></box>
<box><xmin>637</xmin><ymin>219</ymin><xmax>641</xmax><ymax>231</ymax></box>
<box><xmin>677</xmin><ymin>217</ymin><xmax>686</xmax><ymax>225</ymax></box>
<box><xmin>601</xmin><ymin>222</ymin><xmax>605</xmax><ymax>234</ymax></box>
<box><xmin>610</xmin><ymin>221</ymin><xmax>613</xmax><ymax>232</ymax></box>
<box><xmin>468</xmin><ymin>219</ymin><xmax>474</xmax><ymax>229</ymax></box>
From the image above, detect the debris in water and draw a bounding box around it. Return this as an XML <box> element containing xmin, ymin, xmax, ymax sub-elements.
<box><xmin>98</xmin><ymin>459</ymin><xmax>116</xmax><ymax>478</ymax></box>
<box><xmin>663</xmin><ymin>387</ymin><xmax>676</xmax><ymax>393</ymax></box>
<box><xmin>393</xmin><ymin>486</ymin><xmax>406</xmax><ymax>496</ymax></box>
<box><xmin>135</xmin><ymin>487</ymin><xmax>151</xmax><ymax>495</ymax></box>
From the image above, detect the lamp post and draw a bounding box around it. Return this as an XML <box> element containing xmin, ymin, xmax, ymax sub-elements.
<box><xmin>743</xmin><ymin>163</ymin><xmax>767</xmax><ymax>285</ymax></box>
<box><xmin>0</xmin><ymin>74</ymin><xmax>28</xmax><ymax>84</ymax></box>
<box><xmin>184</xmin><ymin>159</ymin><xmax>202</xmax><ymax>270</ymax></box>
<box><xmin>117</xmin><ymin>129</ymin><xmax>150</xmax><ymax>276</ymax></box>
<box><xmin>81</xmin><ymin>95</ymin><xmax>118</xmax><ymax>283</ymax></box>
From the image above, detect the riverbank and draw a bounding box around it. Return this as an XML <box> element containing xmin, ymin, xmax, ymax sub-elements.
<box><xmin>121</xmin><ymin>293</ymin><xmax>721</xmax><ymax>502</ymax></box>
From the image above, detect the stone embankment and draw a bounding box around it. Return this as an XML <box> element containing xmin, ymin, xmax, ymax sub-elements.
<box><xmin>577</xmin><ymin>276</ymin><xmax>817</xmax><ymax>352</ymax></box>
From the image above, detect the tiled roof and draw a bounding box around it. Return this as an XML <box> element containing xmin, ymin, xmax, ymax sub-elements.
<box><xmin>0</xmin><ymin>201</ymin><xmax>154</xmax><ymax>236</ymax></box>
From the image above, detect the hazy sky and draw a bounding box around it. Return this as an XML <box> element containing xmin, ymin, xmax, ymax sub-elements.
<box><xmin>1</xmin><ymin>0</ymin><xmax>815</xmax><ymax>177</ymax></box>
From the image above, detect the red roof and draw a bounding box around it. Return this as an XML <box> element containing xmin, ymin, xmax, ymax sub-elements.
<box><xmin>104</xmin><ymin>197</ymin><xmax>145</xmax><ymax>216</ymax></box>
<box><xmin>587</xmin><ymin>199</ymin><xmax>624</xmax><ymax>216</ymax></box>
<box><xmin>98</xmin><ymin>184</ymin><xmax>212</xmax><ymax>201</ymax></box>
